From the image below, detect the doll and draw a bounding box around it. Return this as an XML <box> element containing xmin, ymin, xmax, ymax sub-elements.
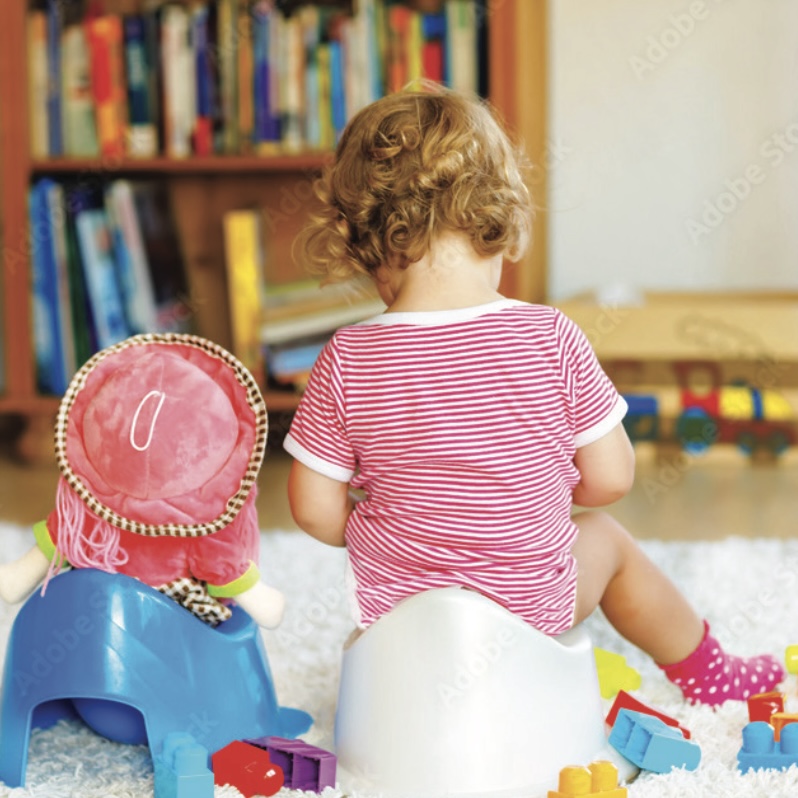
<box><xmin>0</xmin><ymin>333</ymin><xmax>284</xmax><ymax>628</ymax></box>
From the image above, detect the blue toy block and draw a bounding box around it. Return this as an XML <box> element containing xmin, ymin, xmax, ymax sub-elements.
<box><xmin>608</xmin><ymin>709</ymin><xmax>701</xmax><ymax>774</ymax></box>
<box><xmin>737</xmin><ymin>721</ymin><xmax>798</xmax><ymax>772</ymax></box>
<box><xmin>0</xmin><ymin>569</ymin><xmax>313</xmax><ymax>788</ymax></box>
<box><xmin>154</xmin><ymin>732</ymin><xmax>214</xmax><ymax>798</ymax></box>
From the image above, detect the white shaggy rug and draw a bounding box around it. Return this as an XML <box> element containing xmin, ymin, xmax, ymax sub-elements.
<box><xmin>1</xmin><ymin>523</ymin><xmax>798</xmax><ymax>798</ymax></box>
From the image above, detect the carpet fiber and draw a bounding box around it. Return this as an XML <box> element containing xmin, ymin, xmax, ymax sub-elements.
<box><xmin>1</xmin><ymin>523</ymin><xmax>798</xmax><ymax>797</ymax></box>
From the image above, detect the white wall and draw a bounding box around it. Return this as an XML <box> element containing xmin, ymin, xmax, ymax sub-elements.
<box><xmin>547</xmin><ymin>0</ymin><xmax>798</xmax><ymax>300</ymax></box>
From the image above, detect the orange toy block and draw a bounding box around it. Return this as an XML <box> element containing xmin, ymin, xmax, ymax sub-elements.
<box><xmin>548</xmin><ymin>760</ymin><xmax>627</xmax><ymax>798</ymax></box>
<box><xmin>772</xmin><ymin>712</ymin><xmax>798</xmax><ymax>742</ymax></box>
<box><xmin>747</xmin><ymin>691</ymin><xmax>785</xmax><ymax>724</ymax></box>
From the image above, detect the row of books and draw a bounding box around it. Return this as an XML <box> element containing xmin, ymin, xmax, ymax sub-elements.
<box><xmin>29</xmin><ymin>178</ymin><xmax>190</xmax><ymax>396</ymax></box>
<box><xmin>29</xmin><ymin>0</ymin><xmax>484</xmax><ymax>160</ymax></box>
<box><xmin>222</xmin><ymin>207</ymin><xmax>385</xmax><ymax>388</ymax></box>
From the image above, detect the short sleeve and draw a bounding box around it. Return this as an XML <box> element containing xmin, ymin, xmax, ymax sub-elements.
<box><xmin>555</xmin><ymin>310</ymin><xmax>627</xmax><ymax>448</ymax></box>
<box><xmin>283</xmin><ymin>338</ymin><xmax>356</xmax><ymax>482</ymax></box>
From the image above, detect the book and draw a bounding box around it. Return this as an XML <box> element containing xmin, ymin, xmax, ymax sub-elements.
<box><xmin>261</xmin><ymin>293</ymin><xmax>385</xmax><ymax>346</ymax></box>
<box><xmin>61</xmin><ymin>24</ymin><xmax>101</xmax><ymax>157</ymax></box>
<box><xmin>237</xmin><ymin>0</ymin><xmax>255</xmax><ymax>153</ymax></box>
<box><xmin>86</xmin><ymin>14</ymin><xmax>128</xmax><ymax>158</ymax></box>
<box><xmin>28</xmin><ymin>9</ymin><xmax>49</xmax><ymax>159</ymax></box>
<box><xmin>74</xmin><ymin>205</ymin><xmax>132</xmax><ymax>350</ymax></box>
<box><xmin>217</xmin><ymin>0</ymin><xmax>239</xmax><ymax>154</ymax></box>
<box><xmin>29</xmin><ymin>180</ymin><xmax>72</xmax><ymax>394</ymax></box>
<box><xmin>45</xmin><ymin>0</ymin><xmax>64</xmax><ymax>156</ymax></box>
<box><xmin>280</xmin><ymin>13</ymin><xmax>305</xmax><ymax>151</ymax></box>
<box><xmin>252</xmin><ymin>0</ymin><xmax>282</xmax><ymax>152</ymax></box>
<box><xmin>105</xmin><ymin>180</ymin><xmax>159</xmax><ymax>334</ymax></box>
<box><xmin>129</xmin><ymin>181</ymin><xmax>191</xmax><ymax>333</ymax></box>
<box><xmin>266</xmin><ymin>335</ymin><xmax>329</xmax><ymax>385</ymax></box>
<box><xmin>223</xmin><ymin>209</ymin><xmax>267</xmax><ymax>378</ymax></box>
<box><xmin>191</xmin><ymin>5</ymin><xmax>214</xmax><ymax>155</ymax></box>
<box><xmin>160</xmin><ymin>4</ymin><xmax>194</xmax><ymax>158</ymax></box>
<box><xmin>445</xmin><ymin>0</ymin><xmax>478</xmax><ymax>95</ymax></box>
<box><xmin>123</xmin><ymin>15</ymin><xmax>158</xmax><ymax>157</ymax></box>
<box><xmin>63</xmin><ymin>188</ymin><xmax>95</xmax><ymax>367</ymax></box>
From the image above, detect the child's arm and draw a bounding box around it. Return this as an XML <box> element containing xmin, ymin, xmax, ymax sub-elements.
<box><xmin>288</xmin><ymin>460</ymin><xmax>354</xmax><ymax>547</ymax></box>
<box><xmin>572</xmin><ymin>423</ymin><xmax>635</xmax><ymax>508</ymax></box>
<box><xmin>0</xmin><ymin>545</ymin><xmax>51</xmax><ymax>603</ymax></box>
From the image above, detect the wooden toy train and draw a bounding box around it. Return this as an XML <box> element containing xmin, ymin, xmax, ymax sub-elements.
<box><xmin>619</xmin><ymin>361</ymin><xmax>795</xmax><ymax>458</ymax></box>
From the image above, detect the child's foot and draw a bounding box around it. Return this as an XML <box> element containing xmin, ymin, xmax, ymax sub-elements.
<box><xmin>659</xmin><ymin>621</ymin><xmax>784</xmax><ymax>707</ymax></box>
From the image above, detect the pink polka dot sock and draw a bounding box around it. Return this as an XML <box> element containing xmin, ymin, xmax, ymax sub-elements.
<box><xmin>658</xmin><ymin>621</ymin><xmax>784</xmax><ymax>707</ymax></box>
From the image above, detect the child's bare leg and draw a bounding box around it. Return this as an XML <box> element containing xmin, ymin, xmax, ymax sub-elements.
<box><xmin>571</xmin><ymin>510</ymin><xmax>704</xmax><ymax>664</ymax></box>
<box><xmin>571</xmin><ymin>510</ymin><xmax>783</xmax><ymax>705</ymax></box>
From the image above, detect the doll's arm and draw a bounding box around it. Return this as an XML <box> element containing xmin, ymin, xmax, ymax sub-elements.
<box><xmin>0</xmin><ymin>545</ymin><xmax>51</xmax><ymax>604</ymax></box>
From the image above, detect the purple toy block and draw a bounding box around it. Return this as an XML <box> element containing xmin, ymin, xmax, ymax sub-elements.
<box><xmin>247</xmin><ymin>736</ymin><xmax>337</xmax><ymax>792</ymax></box>
<box><xmin>738</xmin><ymin>721</ymin><xmax>798</xmax><ymax>772</ymax></box>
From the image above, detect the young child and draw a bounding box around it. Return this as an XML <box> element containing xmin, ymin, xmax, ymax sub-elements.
<box><xmin>283</xmin><ymin>86</ymin><xmax>782</xmax><ymax>707</ymax></box>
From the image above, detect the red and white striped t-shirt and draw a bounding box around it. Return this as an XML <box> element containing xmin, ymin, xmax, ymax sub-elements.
<box><xmin>284</xmin><ymin>299</ymin><xmax>627</xmax><ymax>634</ymax></box>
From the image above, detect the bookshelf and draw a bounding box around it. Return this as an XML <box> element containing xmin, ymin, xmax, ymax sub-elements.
<box><xmin>0</xmin><ymin>0</ymin><xmax>548</xmax><ymax>444</ymax></box>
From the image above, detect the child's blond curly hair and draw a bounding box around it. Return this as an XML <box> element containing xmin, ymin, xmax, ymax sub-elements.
<box><xmin>297</xmin><ymin>86</ymin><xmax>533</xmax><ymax>283</ymax></box>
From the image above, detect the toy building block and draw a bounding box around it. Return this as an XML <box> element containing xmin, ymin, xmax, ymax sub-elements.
<box><xmin>548</xmin><ymin>760</ymin><xmax>627</xmax><ymax>798</ymax></box>
<box><xmin>606</xmin><ymin>690</ymin><xmax>692</xmax><ymax>739</ymax></box>
<box><xmin>247</xmin><ymin>736</ymin><xmax>337</xmax><ymax>792</ymax></box>
<box><xmin>747</xmin><ymin>691</ymin><xmax>785</xmax><ymax>724</ymax></box>
<box><xmin>211</xmin><ymin>740</ymin><xmax>284</xmax><ymax>797</ymax></box>
<box><xmin>785</xmin><ymin>645</ymin><xmax>798</xmax><ymax>675</ymax></box>
<box><xmin>608</xmin><ymin>709</ymin><xmax>701</xmax><ymax>774</ymax></box>
<box><xmin>153</xmin><ymin>732</ymin><xmax>214</xmax><ymax>798</ymax></box>
<box><xmin>771</xmin><ymin>712</ymin><xmax>798</xmax><ymax>741</ymax></box>
<box><xmin>594</xmin><ymin>648</ymin><xmax>642</xmax><ymax>700</ymax></box>
<box><xmin>738</xmin><ymin>721</ymin><xmax>798</xmax><ymax>772</ymax></box>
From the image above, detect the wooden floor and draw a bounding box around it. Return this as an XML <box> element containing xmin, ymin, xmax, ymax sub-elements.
<box><xmin>0</xmin><ymin>424</ymin><xmax>796</xmax><ymax>540</ymax></box>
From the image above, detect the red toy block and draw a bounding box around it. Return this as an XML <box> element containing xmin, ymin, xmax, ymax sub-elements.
<box><xmin>747</xmin><ymin>691</ymin><xmax>785</xmax><ymax>724</ymax></box>
<box><xmin>606</xmin><ymin>690</ymin><xmax>691</xmax><ymax>740</ymax></box>
<box><xmin>211</xmin><ymin>741</ymin><xmax>284</xmax><ymax>798</ymax></box>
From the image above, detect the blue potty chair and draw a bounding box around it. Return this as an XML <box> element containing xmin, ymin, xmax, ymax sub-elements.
<box><xmin>0</xmin><ymin>568</ymin><xmax>312</xmax><ymax>787</ymax></box>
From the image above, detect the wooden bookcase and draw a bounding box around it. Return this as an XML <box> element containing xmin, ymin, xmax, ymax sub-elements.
<box><xmin>0</xmin><ymin>0</ymin><xmax>547</xmax><ymax>437</ymax></box>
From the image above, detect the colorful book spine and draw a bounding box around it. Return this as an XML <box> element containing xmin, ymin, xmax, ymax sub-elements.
<box><xmin>223</xmin><ymin>209</ymin><xmax>266</xmax><ymax>378</ymax></box>
<box><xmin>252</xmin><ymin>1</ymin><xmax>281</xmax><ymax>152</ymax></box>
<box><xmin>123</xmin><ymin>15</ymin><xmax>158</xmax><ymax>157</ymax></box>
<box><xmin>445</xmin><ymin>0</ymin><xmax>478</xmax><ymax>95</ymax></box>
<box><xmin>28</xmin><ymin>10</ymin><xmax>50</xmax><ymax>159</ymax></box>
<box><xmin>86</xmin><ymin>15</ymin><xmax>129</xmax><ymax>158</ymax></box>
<box><xmin>61</xmin><ymin>24</ymin><xmax>101</xmax><ymax>157</ymax></box>
<box><xmin>421</xmin><ymin>10</ymin><xmax>447</xmax><ymax>83</ymax></box>
<box><xmin>280</xmin><ymin>14</ymin><xmax>305</xmax><ymax>152</ymax></box>
<box><xmin>29</xmin><ymin>180</ymin><xmax>69</xmax><ymax>394</ymax></box>
<box><xmin>191</xmin><ymin>5</ymin><xmax>214</xmax><ymax>155</ymax></box>
<box><xmin>105</xmin><ymin>180</ymin><xmax>159</xmax><ymax>334</ymax></box>
<box><xmin>329</xmin><ymin>39</ymin><xmax>347</xmax><ymax>143</ymax></box>
<box><xmin>75</xmin><ymin>207</ymin><xmax>132</xmax><ymax>349</ymax></box>
<box><xmin>160</xmin><ymin>4</ymin><xmax>194</xmax><ymax>158</ymax></box>
<box><xmin>237</xmin><ymin>0</ymin><xmax>255</xmax><ymax>153</ymax></box>
<box><xmin>45</xmin><ymin>0</ymin><xmax>63</xmax><ymax>156</ymax></box>
<box><xmin>299</xmin><ymin>5</ymin><xmax>322</xmax><ymax>149</ymax></box>
<box><xmin>217</xmin><ymin>0</ymin><xmax>239</xmax><ymax>154</ymax></box>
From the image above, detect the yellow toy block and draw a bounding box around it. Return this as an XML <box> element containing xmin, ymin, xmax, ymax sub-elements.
<box><xmin>785</xmin><ymin>645</ymin><xmax>798</xmax><ymax>675</ymax></box>
<box><xmin>548</xmin><ymin>760</ymin><xmax>627</xmax><ymax>798</ymax></box>
<box><xmin>594</xmin><ymin>648</ymin><xmax>642</xmax><ymax>700</ymax></box>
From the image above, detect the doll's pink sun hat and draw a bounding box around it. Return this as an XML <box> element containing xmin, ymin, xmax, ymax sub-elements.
<box><xmin>54</xmin><ymin>333</ymin><xmax>268</xmax><ymax>537</ymax></box>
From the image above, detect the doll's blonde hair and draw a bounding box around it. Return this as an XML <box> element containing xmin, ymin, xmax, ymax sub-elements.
<box><xmin>298</xmin><ymin>86</ymin><xmax>533</xmax><ymax>282</ymax></box>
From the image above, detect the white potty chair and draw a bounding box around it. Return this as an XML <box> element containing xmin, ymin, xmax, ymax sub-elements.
<box><xmin>335</xmin><ymin>588</ymin><xmax>636</xmax><ymax>798</ymax></box>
